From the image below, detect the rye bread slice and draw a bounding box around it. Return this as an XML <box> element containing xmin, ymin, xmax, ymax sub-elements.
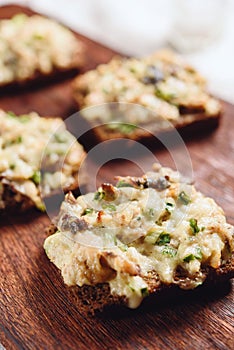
<box><xmin>0</xmin><ymin>110</ymin><xmax>86</xmax><ymax>212</ymax></box>
<box><xmin>44</xmin><ymin>165</ymin><xmax>234</xmax><ymax>315</ymax></box>
<box><xmin>72</xmin><ymin>50</ymin><xmax>221</xmax><ymax>147</ymax></box>
<box><xmin>0</xmin><ymin>13</ymin><xmax>85</xmax><ymax>93</ymax></box>
<box><xmin>68</xmin><ymin>254</ymin><xmax>234</xmax><ymax>316</ymax></box>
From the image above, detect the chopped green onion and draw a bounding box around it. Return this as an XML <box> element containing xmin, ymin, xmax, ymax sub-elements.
<box><xmin>7</xmin><ymin>111</ymin><xmax>17</xmax><ymax>118</ymax></box>
<box><xmin>15</xmin><ymin>136</ymin><xmax>22</xmax><ymax>143</ymax></box>
<box><xmin>107</xmin><ymin>123</ymin><xmax>137</xmax><ymax>134</ymax></box>
<box><xmin>116</xmin><ymin>180</ymin><xmax>133</xmax><ymax>188</ymax></box>
<box><xmin>9</xmin><ymin>163</ymin><xmax>16</xmax><ymax>170</ymax></box>
<box><xmin>19</xmin><ymin>115</ymin><xmax>30</xmax><ymax>123</ymax></box>
<box><xmin>162</xmin><ymin>246</ymin><xmax>177</xmax><ymax>257</ymax></box>
<box><xmin>54</xmin><ymin>133</ymin><xmax>67</xmax><ymax>143</ymax></box>
<box><xmin>178</xmin><ymin>191</ymin><xmax>191</xmax><ymax>205</ymax></box>
<box><xmin>183</xmin><ymin>247</ymin><xmax>202</xmax><ymax>262</ymax></box>
<box><xmin>94</xmin><ymin>190</ymin><xmax>104</xmax><ymax>201</ymax></box>
<box><xmin>155</xmin><ymin>88</ymin><xmax>176</xmax><ymax>102</ymax></box>
<box><xmin>189</xmin><ymin>218</ymin><xmax>200</xmax><ymax>235</ymax></box>
<box><xmin>4</xmin><ymin>136</ymin><xmax>22</xmax><ymax>147</ymax></box>
<box><xmin>7</xmin><ymin>111</ymin><xmax>30</xmax><ymax>123</ymax></box>
<box><xmin>84</xmin><ymin>208</ymin><xmax>94</xmax><ymax>215</ymax></box>
<box><xmin>156</xmin><ymin>209</ymin><xmax>171</xmax><ymax>225</ymax></box>
<box><xmin>102</xmin><ymin>203</ymin><xmax>116</xmax><ymax>211</ymax></box>
<box><xmin>118</xmin><ymin>242</ymin><xmax>128</xmax><ymax>252</ymax></box>
<box><xmin>183</xmin><ymin>254</ymin><xmax>195</xmax><ymax>263</ymax></box>
<box><xmin>129</xmin><ymin>67</ymin><xmax>136</xmax><ymax>73</ymax></box>
<box><xmin>31</xmin><ymin>170</ymin><xmax>41</xmax><ymax>185</ymax></box>
<box><xmin>156</xmin><ymin>233</ymin><xmax>171</xmax><ymax>246</ymax></box>
<box><xmin>33</xmin><ymin>33</ymin><xmax>44</xmax><ymax>40</ymax></box>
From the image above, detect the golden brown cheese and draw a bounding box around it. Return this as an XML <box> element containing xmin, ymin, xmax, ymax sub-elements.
<box><xmin>44</xmin><ymin>164</ymin><xmax>234</xmax><ymax>308</ymax></box>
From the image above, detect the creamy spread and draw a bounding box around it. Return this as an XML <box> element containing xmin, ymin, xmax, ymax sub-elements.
<box><xmin>0</xmin><ymin>110</ymin><xmax>85</xmax><ymax>210</ymax></box>
<box><xmin>0</xmin><ymin>13</ymin><xmax>83</xmax><ymax>85</ymax></box>
<box><xmin>73</xmin><ymin>50</ymin><xmax>221</xmax><ymax>129</ymax></box>
<box><xmin>44</xmin><ymin>164</ymin><xmax>234</xmax><ymax>308</ymax></box>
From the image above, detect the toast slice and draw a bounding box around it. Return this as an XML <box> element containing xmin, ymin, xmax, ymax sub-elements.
<box><xmin>0</xmin><ymin>13</ymin><xmax>85</xmax><ymax>90</ymax></box>
<box><xmin>44</xmin><ymin>164</ymin><xmax>234</xmax><ymax>314</ymax></box>
<box><xmin>73</xmin><ymin>50</ymin><xmax>221</xmax><ymax>144</ymax></box>
<box><xmin>0</xmin><ymin>110</ymin><xmax>86</xmax><ymax>211</ymax></box>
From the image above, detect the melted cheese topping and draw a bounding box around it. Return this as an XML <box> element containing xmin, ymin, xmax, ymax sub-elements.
<box><xmin>73</xmin><ymin>50</ymin><xmax>221</xmax><ymax>127</ymax></box>
<box><xmin>0</xmin><ymin>13</ymin><xmax>83</xmax><ymax>85</ymax></box>
<box><xmin>44</xmin><ymin>165</ymin><xmax>234</xmax><ymax>308</ymax></box>
<box><xmin>0</xmin><ymin>110</ymin><xmax>85</xmax><ymax>210</ymax></box>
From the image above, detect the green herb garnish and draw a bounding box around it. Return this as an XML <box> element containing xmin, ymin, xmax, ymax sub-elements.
<box><xmin>156</xmin><ymin>209</ymin><xmax>171</xmax><ymax>225</ymax></box>
<box><xmin>183</xmin><ymin>254</ymin><xmax>195</xmax><ymax>263</ymax></box>
<box><xmin>19</xmin><ymin>115</ymin><xmax>30</xmax><ymax>123</ymax></box>
<box><xmin>183</xmin><ymin>248</ymin><xmax>202</xmax><ymax>262</ymax></box>
<box><xmin>9</xmin><ymin>163</ymin><xmax>16</xmax><ymax>170</ymax></box>
<box><xmin>54</xmin><ymin>133</ymin><xmax>67</xmax><ymax>143</ymax></box>
<box><xmin>7</xmin><ymin>111</ymin><xmax>30</xmax><ymax>123</ymax></box>
<box><xmin>94</xmin><ymin>189</ymin><xmax>105</xmax><ymax>201</ymax></box>
<box><xmin>33</xmin><ymin>33</ymin><xmax>44</xmax><ymax>40</ymax></box>
<box><xmin>107</xmin><ymin>123</ymin><xmax>137</xmax><ymax>134</ymax></box>
<box><xmin>155</xmin><ymin>88</ymin><xmax>176</xmax><ymax>102</ymax></box>
<box><xmin>162</xmin><ymin>246</ymin><xmax>177</xmax><ymax>257</ymax></box>
<box><xmin>4</xmin><ymin>135</ymin><xmax>22</xmax><ymax>147</ymax></box>
<box><xmin>102</xmin><ymin>203</ymin><xmax>116</xmax><ymax>211</ymax></box>
<box><xmin>178</xmin><ymin>191</ymin><xmax>191</xmax><ymax>205</ymax></box>
<box><xmin>156</xmin><ymin>233</ymin><xmax>171</xmax><ymax>246</ymax></box>
<box><xmin>31</xmin><ymin>170</ymin><xmax>41</xmax><ymax>185</ymax></box>
<box><xmin>7</xmin><ymin>111</ymin><xmax>17</xmax><ymax>118</ymax></box>
<box><xmin>84</xmin><ymin>208</ymin><xmax>94</xmax><ymax>215</ymax></box>
<box><xmin>189</xmin><ymin>218</ymin><xmax>200</xmax><ymax>235</ymax></box>
<box><xmin>116</xmin><ymin>180</ymin><xmax>133</xmax><ymax>188</ymax></box>
<box><xmin>129</xmin><ymin>67</ymin><xmax>136</xmax><ymax>73</ymax></box>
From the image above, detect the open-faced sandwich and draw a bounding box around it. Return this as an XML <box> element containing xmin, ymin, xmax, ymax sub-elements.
<box><xmin>44</xmin><ymin>164</ymin><xmax>234</xmax><ymax>314</ymax></box>
<box><xmin>0</xmin><ymin>13</ymin><xmax>85</xmax><ymax>90</ymax></box>
<box><xmin>0</xmin><ymin>110</ymin><xmax>85</xmax><ymax>211</ymax></box>
<box><xmin>73</xmin><ymin>50</ymin><xmax>221</xmax><ymax>143</ymax></box>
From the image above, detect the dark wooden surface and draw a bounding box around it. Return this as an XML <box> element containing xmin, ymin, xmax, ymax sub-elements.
<box><xmin>0</xmin><ymin>5</ymin><xmax>234</xmax><ymax>350</ymax></box>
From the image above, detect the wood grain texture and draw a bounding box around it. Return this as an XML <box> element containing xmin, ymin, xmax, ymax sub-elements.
<box><xmin>0</xmin><ymin>5</ymin><xmax>234</xmax><ymax>350</ymax></box>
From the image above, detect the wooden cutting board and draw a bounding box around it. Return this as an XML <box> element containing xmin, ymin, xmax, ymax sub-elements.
<box><xmin>0</xmin><ymin>5</ymin><xmax>233</xmax><ymax>350</ymax></box>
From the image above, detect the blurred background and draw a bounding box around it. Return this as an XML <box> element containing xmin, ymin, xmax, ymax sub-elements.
<box><xmin>0</xmin><ymin>0</ymin><xmax>233</xmax><ymax>103</ymax></box>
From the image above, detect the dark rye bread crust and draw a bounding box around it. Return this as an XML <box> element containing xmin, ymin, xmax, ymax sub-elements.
<box><xmin>0</xmin><ymin>181</ymin><xmax>35</xmax><ymax>212</ymax></box>
<box><xmin>91</xmin><ymin>111</ymin><xmax>221</xmax><ymax>141</ymax></box>
<box><xmin>0</xmin><ymin>168</ymin><xmax>87</xmax><ymax>213</ymax></box>
<box><xmin>68</xmin><ymin>254</ymin><xmax>234</xmax><ymax>316</ymax></box>
<box><xmin>0</xmin><ymin>66</ymin><xmax>84</xmax><ymax>95</ymax></box>
<box><xmin>77</xmin><ymin>110</ymin><xmax>221</xmax><ymax>153</ymax></box>
<box><xmin>0</xmin><ymin>49</ymin><xmax>85</xmax><ymax>95</ymax></box>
